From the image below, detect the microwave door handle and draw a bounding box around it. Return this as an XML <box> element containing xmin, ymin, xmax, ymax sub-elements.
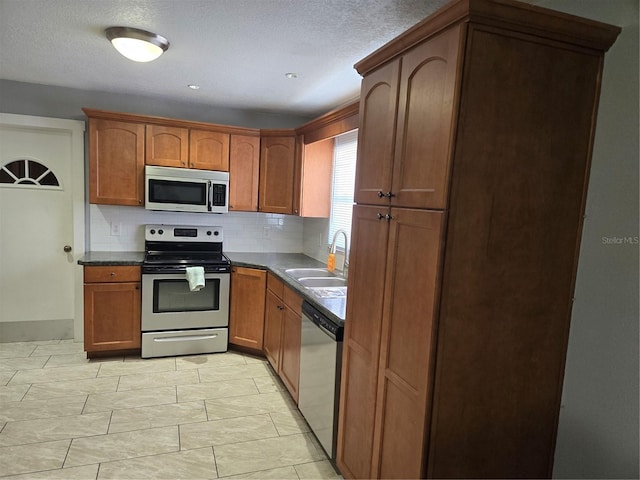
<box><xmin>207</xmin><ymin>180</ymin><xmax>213</xmax><ymax>212</ymax></box>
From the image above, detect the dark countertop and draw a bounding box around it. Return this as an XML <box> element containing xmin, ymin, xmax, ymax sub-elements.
<box><xmin>79</xmin><ymin>251</ymin><xmax>347</xmax><ymax>325</ymax></box>
<box><xmin>226</xmin><ymin>252</ymin><xmax>347</xmax><ymax>326</ymax></box>
<box><xmin>78</xmin><ymin>251</ymin><xmax>145</xmax><ymax>265</ymax></box>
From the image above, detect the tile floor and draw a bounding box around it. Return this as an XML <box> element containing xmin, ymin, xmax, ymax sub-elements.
<box><xmin>0</xmin><ymin>340</ymin><xmax>343</xmax><ymax>479</ymax></box>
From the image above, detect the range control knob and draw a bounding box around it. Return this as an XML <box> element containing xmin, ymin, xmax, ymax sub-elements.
<box><xmin>158</xmin><ymin>229</ymin><xmax>164</xmax><ymax>235</ymax></box>
<box><xmin>214</xmin><ymin>231</ymin><xmax>219</xmax><ymax>236</ymax></box>
<box><xmin>150</xmin><ymin>229</ymin><xmax>156</xmax><ymax>235</ymax></box>
<box><xmin>206</xmin><ymin>231</ymin><xmax>212</xmax><ymax>236</ymax></box>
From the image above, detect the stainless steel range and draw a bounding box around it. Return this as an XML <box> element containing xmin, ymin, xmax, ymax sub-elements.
<box><xmin>141</xmin><ymin>224</ymin><xmax>231</xmax><ymax>358</ymax></box>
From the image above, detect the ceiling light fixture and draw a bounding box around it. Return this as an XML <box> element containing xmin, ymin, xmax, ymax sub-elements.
<box><xmin>187</xmin><ymin>84</ymin><xmax>200</xmax><ymax>90</ymax></box>
<box><xmin>285</xmin><ymin>72</ymin><xmax>298</xmax><ymax>79</ymax></box>
<box><xmin>105</xmin><ymin>27</ymin><xmax>169</xmax><ymax>63</ymax></box>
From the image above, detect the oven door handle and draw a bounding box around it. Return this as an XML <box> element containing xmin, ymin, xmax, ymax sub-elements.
<box><xmin>153</xmin><ymin>334</ymin><xmax>218</xmax><ymax>342</ymax></box>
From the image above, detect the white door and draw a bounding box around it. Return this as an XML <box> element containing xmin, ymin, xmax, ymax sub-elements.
<box><xmin>0</xmin><ymin>114</ymin><xmax>85</xmax><ymax>341</ymax></box>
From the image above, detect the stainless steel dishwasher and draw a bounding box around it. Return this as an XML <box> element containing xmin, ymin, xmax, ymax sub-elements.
<box><xmin>298</xmin><ymin>301</ymin><xmax>344</xmax><ymax>460</ymax></box>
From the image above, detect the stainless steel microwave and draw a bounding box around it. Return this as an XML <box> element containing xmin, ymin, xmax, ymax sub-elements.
<box><xmin>145</xmin><ymin>165</ymin><xmax>229</xmax><ymax>214</ymax></box>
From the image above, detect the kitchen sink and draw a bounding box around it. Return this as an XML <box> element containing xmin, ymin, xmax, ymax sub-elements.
<box><xmin>284</xmin><ymin>268</ymin><xmax>347</xmax><ymax>297</ymax></box>
<box><xmin>284</xmin><ymin>268</ymin><xmax>336</xmax><ymax>279</ymax></box>
<box><xmin>297</xmin><ymin>277</ymin><xmax>347</xmax><ymax>287</ymax></box>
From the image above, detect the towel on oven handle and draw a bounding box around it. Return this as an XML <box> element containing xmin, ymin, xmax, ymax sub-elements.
<box><xmin>185</xmin><ymin>266</ymin><xmax>205</xmax><ymax>292</ymax></box>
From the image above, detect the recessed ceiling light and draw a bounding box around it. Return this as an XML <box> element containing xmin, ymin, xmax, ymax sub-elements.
<box><xmin>187</xmin><ymin>84</ymin><xmax>200</xmax><ymax>90</ymax></box>
<box><xmin>285</xmin><ymin>73</ymin><xmax>298</xmax><ymax>79</ymax></box>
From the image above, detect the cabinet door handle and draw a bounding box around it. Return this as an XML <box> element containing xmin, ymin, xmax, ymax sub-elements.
<box><xmin>377</xmin><ymin>191</ymin><xmax>385</xmax><ymax>198</ymax></box>
<box><xmin>385</xmin><ymin>191</ymin><xmax>395</xmax><ymax>198</ymax></box>
<box><xmin>385</xmin><ymin>214</ymin><xmax>393</xmax><ymax>221</ymax></box>
<box><xmin>377</xmin><ymin>213</ymin><xmax>385</xmax><ymax>220</ymax></box>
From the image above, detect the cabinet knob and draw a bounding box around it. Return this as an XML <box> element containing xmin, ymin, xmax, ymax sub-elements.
<box><xmin>377</xmin><ymin>191</ymin><xmax>385</xmax><ymax>198</ymax></box>
<box><xmin>385</xmin><ymin>214</ymin><xmax>394</xmax><ymax>221</ymax></box>
<box><xmin>110</xmin><ymin>272</ymin><xmax>116</xmax><ymax>276</ymax></box>
<box><xmin>63</xmin><ymin>245</ymin><xmax>72</xmax><ymax>253</ymax></box>
<box><xmin>385</xmin><ymin>191</ymin><xmax>395</xmax><ymax>198</ymax></box>
<box><xmin>377</xmin><ymin>213</ymin><xmax>385</xmax><ymax>220</ymax></box>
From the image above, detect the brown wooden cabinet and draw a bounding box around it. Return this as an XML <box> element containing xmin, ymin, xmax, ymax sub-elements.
<box><xmin>147</xmin><ymin>126</ymin><xmax>229</xmax><ymax>171</ymax></box>
<box><xmin>145</xmin><ymin>124</ymin><xmax>189</xmax><ymax>168</ymax></box>
<box><xmin>259</xmin><ymin>132</ymin><xmax>296</xmax><ymax>214</ymax></box>
<box><xmin>189</xmin><ymin>129</ymin><xmax>230</xmax><ymax>171</ymax></box>
<box><xmin>297</xmin><ymin>137</ymin><xmax>333</xmax><ymax>218</ymax></box>
<box><xmin>87</xmin><ymin>118</ymin><xmax>144</xmax><ymax>206</ymax></box>
<box><xmin>354</xmin><ymin>26</ymin><xmax>458</xmax><ymax>210</ymax></box>
<box><xmin>229</xmin><ymin>267</ymin><xmax>266</xmax><ymax>350</ymax></box>
<box><xmin>229</xmin><ymin>134</ymin><xmax>260</xmax><ymax>211</ymax></box>
<box><xmin>83</xmin><ymin>266</ymin><xmax>141</xmax><ymax>354</ymax></box>
<box><xmin>263</xmin><ymin>272</ymin><xmax>302</xmax><ymax>402</ymax></box>
<box><xmin>337</xmin><ymin>1</ymin><xmax>620</xmax><ymax>478</ymax></box>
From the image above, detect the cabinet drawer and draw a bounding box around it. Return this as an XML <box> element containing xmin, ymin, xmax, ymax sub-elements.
<box><xmin>267</xmin><ymin>272</ymin><xmax>284</xmax><ymax>298</ymax></box>
<box><xmin>283</xmin><ymin>286</ymin><xmax>302</xmax><ymax>316</ymax></box>
<box><xmin>84</xmin><ymin>266</ymin><xmax>141</xmax><ymax>283</ymax></box>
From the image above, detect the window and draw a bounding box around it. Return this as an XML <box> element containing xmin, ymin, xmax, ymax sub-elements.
<box><xmin>328</xmin><ymin>130</ymin><xmax>358</xmax><ymax>250</ymax></box>
<box><xmin>0</xmin><ymin>159</ymin><xmax>61</xmax><ymax>188</ymax></box>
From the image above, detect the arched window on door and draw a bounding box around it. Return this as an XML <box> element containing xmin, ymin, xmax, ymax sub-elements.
<box><xmin>0</xmin><ymin>159</ymin><xmax>61</xmax><ymax>188</ymax></box>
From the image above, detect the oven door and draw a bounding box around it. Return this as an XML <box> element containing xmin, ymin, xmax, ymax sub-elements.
<box><xmin>141</xmin><ymin>272</ymin><xmax>230</xmax><ymax>331</ymax></box>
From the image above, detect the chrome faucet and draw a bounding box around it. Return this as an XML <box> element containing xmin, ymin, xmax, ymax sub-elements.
<box><xmin>330</xmin><ymin>229</ymin><xmax>349</xmax><ymax>278</ymax></box>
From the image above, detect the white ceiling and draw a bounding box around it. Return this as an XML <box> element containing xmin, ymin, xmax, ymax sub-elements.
<box><xmin>0</xmin><ymin>0</ymin><xmax>454</xmax><ymax>117</ymax></box>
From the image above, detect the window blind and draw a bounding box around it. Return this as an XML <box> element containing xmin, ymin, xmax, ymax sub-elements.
<box><xmin>328</xmin><ymin>130</ymin><xmax>358</xmax><ymax>250</ymax></box>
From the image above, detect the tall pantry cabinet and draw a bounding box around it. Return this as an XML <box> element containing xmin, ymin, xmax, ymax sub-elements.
<box><xmin>336</xmin><ymin>0</ymin><xmax>620</xmax><ymax>479</ymax></box>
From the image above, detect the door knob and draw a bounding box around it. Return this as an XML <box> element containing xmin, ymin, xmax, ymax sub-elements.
<box><xmin>63</xmin><ymin>245</ymin><xmax>72</xmax><ymax>253</ymax></box>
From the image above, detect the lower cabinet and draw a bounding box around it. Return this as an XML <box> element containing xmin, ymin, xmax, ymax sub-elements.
<box><xmin>229</xmin><ymin>267</ymin><xmax>267</xmax><ymax>351</ymax></box>
<box><xmin>263</xmin><ymin>272</ymin><xmax>302</xmax><ymax>403</ymax></box>
<box><xmin>83</xmin><ymin>266</ymin><xmax>141</xmax><ymax>354</ymax></box>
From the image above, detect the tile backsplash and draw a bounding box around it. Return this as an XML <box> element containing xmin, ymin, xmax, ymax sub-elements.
<box><xmin>89</xmin><ymin>205</ymin><xmax>303</xmax><ymax>252</ymax></box>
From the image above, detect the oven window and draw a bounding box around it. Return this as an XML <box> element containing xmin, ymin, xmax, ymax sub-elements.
<box><xmin>148</xmin><ymin>179</ymin><xmax>207</xmax><ymax>205</ymax></box>
<box><xmin>153</xmin><ymin>279</ymin><xmax>220</xmax><ymax>313</ymax></box>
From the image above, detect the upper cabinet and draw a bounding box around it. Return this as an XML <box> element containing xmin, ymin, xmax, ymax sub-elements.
<box><xmin>146</xmin><ymin>125</ymin><xmax>189</xmax><ymax>168</ymax></box>
<box><xmin>296</xmin><ymin>102</ymin><xmax>359</xmax><ymax>217</ymax></box>
<box><xmin>146</xmin><ymin>125</ymin><xmax>229</xmax><ymax>171</ymax></box>
<box><xmin>82</xmin><ymin>102</ymin><xmax>359</xmax><ymax>213</ymax></box>
<box><xmin>87</xmin><ymin>118</ymin><xmax>145</xmax><ymax>206</ymax></box>
<box><xmin>259</xmin><ymin>132</ymin><xmax>296</xmax><ymax>215</ymax></box>
<box><xmin>354</xmin><ymin>27</ymin><xmax>459</xmax><ymax>209</ymax></box>
<box><xmin>189</xmin><ymin>129</ymin><xmax>230</xmax><ymax>171</ymax></box>
<box><xmin>229</xmin><ymin>134</ymin><xmax>260</xmax><ymax>211</ymax></box>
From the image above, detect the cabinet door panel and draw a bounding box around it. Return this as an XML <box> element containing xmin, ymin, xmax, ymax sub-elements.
<box><xmin>190</xmin><ymin>130</ymin><xmax>230</xmax><ymax>171</ymax></box>
<box><xmin>280</xmin><ymin>305</ymin><xmax>301</xmax><ymax>403</ymax></box>
<box><xmin>392</xmin><ymin>26</ymin><xmax>462</xmax><ymax>209</ymax></box>
<box><xmin>263</xmin><ymin>290</ymin><xmax>283</xmax><ymax>371</ymax></box>
<box><xmin>229</xmin><ymin>135</ymin><xmax>260</xmax><ymax>211</ymax></box>
<box><xmin>259</xmin><ymin>136</ymin><xmax>296</xmax><ymax>214</ymax></box>
<box><xmin>84</xmin><ymin>282</ymin><xmax>141</xmax><ymax>351</ymax></box>
<box><xmin>146</xmin><ymin>125</ymin><xmax>189</xmax><ymax>168</ymax></box>
<box><xmin>89</xmin><ymin>119</ymin><xmax>144</xmax><ymax>206</ymax></box>
<box><xmin>337</xmin><ymin>205</ymin><xmax>389</xmax><ymax>479</ymax></box>
<box><xmin>375</xmin><ymin>208</ymin><xmax>444</xmax><ymax>478</ymax></box>
<box><xmin>229</xmin><ymin>267</ymin><xmax>266</xmax><ymax>350</ymax></box>
<box><xmin>354</xmin><ymin>60</ymin><xmax>400</xmax><ymax>206</ymax></box>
